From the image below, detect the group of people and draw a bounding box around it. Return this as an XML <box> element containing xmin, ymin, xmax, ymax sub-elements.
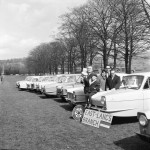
<box><xmin>81</xmin><ymin>66</ymin><xmax>121</xmax><ymax>108</ymax></box>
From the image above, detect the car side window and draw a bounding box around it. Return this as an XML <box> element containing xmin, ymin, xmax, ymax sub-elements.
<box><xmin>76</xmin><ymin>76</ymin><xmax>82</xmax><ymax>83</ymax></box>
<box><xmin>144</xmin><ymin>78</ymin><xmax>150</xmax><ymax>89</ymax></box>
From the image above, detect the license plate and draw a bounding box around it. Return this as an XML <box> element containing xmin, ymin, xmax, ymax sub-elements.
<box><xmin>82</xmin><ymin>109</ymin><xmax>113</xmax><ymax>128</ymax></box>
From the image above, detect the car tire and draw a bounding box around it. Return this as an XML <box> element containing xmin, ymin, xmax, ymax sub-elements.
<box><xmin>72</xmin><ymin>105</ymin><xmax>85</xmax><ymax>122</ymax></box>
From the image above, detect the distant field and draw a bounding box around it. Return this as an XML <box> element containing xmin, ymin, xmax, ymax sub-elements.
<box><xmin>0</xmin><ymin>76</ymin><xmax>150</xmax><ymax>150</ymax></box>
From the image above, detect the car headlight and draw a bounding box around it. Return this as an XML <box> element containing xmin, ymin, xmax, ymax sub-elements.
<box><xmin>73</xmin><ymin>91</ymin><xmax>76</xmax><ymax>99</ymax></box>
<box><xmin>101</xmin><ymin>96</ymin><xmax>106</xmax><ymax>105</ymax></box>
<box><xmin>139</xmin><ymin>115</ymin><xmax>148</xmax><ymax>126</ymax></box>
<box><xmin>59</xmin><ymin>86</ymin><xmax>63</xmax><ymax>92</ymax></box>
<box><xmin>65</xmin><ymin>89</ymin><xmax>67</xmax><ymax>94</ymax></box>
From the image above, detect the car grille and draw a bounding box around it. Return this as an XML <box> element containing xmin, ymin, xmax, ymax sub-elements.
<box><xmin>57</xmin><ymin>88</ymin><xmax>62</xmax><ymax>95</ymax></box>
<box><xmin>67</xmin><ymin>93</ymin><xmax>74</xmax><ymax>99</ymax></box>
<box><xmin>31</xmin><ymin>84</ymin><xmax>34</xmax><ymax>89</ymax></box>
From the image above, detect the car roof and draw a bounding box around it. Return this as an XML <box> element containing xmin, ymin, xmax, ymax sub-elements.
<box><xmin>126</xmin><ymin>72</ymin><xmax>150</xmax><ymax>76</ymax></box>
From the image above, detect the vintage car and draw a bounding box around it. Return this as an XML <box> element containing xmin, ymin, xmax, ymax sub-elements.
<box><xmin>43</xmin><ymin>74</ymin><xmax>80</xmax><ymax>97</ymax></box>
<box><xmin>34</xmin><ymin>76</ymin><xmax>54</xmax><ymax>92</ymax></box>
<box><xmin>26</xmin><ymin>76</ymin><xmax>40</xmax><ymax>90</ymax></box>
<box><xmin>16</xmin><ymin>76</ymin><xmax>32</xmax><ymax>88</ymax></box>
<box><xmin>56</xmin><ymin>75</ymin><xmax>83</xmax><ymax>100</ymax></box>
<box><xmin>66</xmin><ymin>73</ymin><xmax>126</xmax><ymax>107</ymax></box>
<box><xmin>136</xmin><ymin>111</ymin><xmax>150</xmax><ymax>142</ymax></box>
<box><xmin>31</xmin><ymin>76</ymin><xmax>46</xmax><ymax>91</ymax></box>
<box><xmin>89</xmin><ymin>72</ymin><xmax>150</xmax><ymax>117</ymax></box>
<box><xmin>40</xmin><ymin>75</ymin><xmax>64</xmax><ymax>93</ymax></box>
<box><xmin>18</xmin><ymin>76</ymin><xmax>34</xmax><ymax>90</ymax></box>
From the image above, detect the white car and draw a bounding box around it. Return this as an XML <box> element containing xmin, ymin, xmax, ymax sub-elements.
<box><xmin>17</xmin><ymin>76</ymin><xmax>34</xmax><ymax>90</ymax></box>
<box><xmin>90</xmin><ymin>72</ymin><xmax>150</xmax><ymax>117</ymax></box>
<box><xmin>34</xmin><ymin>76</ymin><xmax>52</xmax><ymax>91</ymax></box>
<box><xmin>43</xmin><ymin>74</ymin><xmax>80</xmax><ymax>97</ymax></box>
<box><xmin>40</xmin><ymin>75</ymin><xmax>64</xmax><ymax>93</ymax></box>
<box><xmin>26</xmin><ymin>76</ymin><xmax>40</xmax><ymax>90</ymax></box>
<box><xmin>16</xmin><ymin>76</ymin><xmax>31</xmax><ymax>88</ymax></box>
<box><xmin>31</xmin><ymin>76</ymin><xmax>47</xmax><ymax>91</ymax></box>
<box><xmin>56</xmin><ymin>75</ymin><xmax>83</xmax><ymax>100</ymax></box>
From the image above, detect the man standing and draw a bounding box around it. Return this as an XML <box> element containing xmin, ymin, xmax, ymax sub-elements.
<box><xmin>97</xmin><ymin>69</ymin><xmax>107</xmax><ymax>91</ymax></box>
<box><xmin>82</xmin><ymin>66</ymin><xmax>97</xmax><ymax>93</ymax></box>
<box><xmin>106</xmin><ymin>69</ymin><xmax>121</xmax><ymax>90</ymax></box>
<box><xmin>88</xmin><ymin>74</ymin><xmax>100</xmax><ymax>108</ymax></box>
<box><xmin>105</xmin><ymin>66</ymin><xmax>111</xmax><ymax>78</ymax></box>
<box><xmin>81</xmin><ymin>66</ymin><xmax>97</xmax><ymax>106</ymax></box>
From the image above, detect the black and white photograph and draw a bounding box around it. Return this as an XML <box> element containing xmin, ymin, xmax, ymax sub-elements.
<box><xmin>1</xmin><ymin>0</ymin><xmax>150</xmax><ymax>149</ymax></box>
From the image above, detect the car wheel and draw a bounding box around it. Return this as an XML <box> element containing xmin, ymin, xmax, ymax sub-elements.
<box><xmin>72</xmin><ymin>105</ymin><xmax>85</xmax><ymax>122</ymax></box>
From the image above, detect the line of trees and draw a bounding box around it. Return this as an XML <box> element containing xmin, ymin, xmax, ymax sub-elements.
<box><xmin>0</xmin><ymin>59</ymin><xmax>28</xmax><ymax>75</ymax></box>
<box><xmin>26</xmin><ymin>0</ymin><xmax>150</xmax><ymax>74</ymax></box>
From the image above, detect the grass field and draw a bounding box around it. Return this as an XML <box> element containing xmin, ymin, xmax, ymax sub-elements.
<box><xmin>0</xmin><ymin>75</ymin><xmax>150</xmax><ymax>150</ymax></box>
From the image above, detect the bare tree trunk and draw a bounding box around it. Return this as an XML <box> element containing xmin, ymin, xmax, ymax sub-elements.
<box><xmin>103</xmin><ymin>42</ymin><xmax>108</xmax><ymax>68</ymax></box>
<box><xmin>124</xmin><ymin>7</ymin><xmax>129</xmax><ymax>74</ymax></box>
<box><xmin>80</xmin><ymin>45</ymin><xmax>85</xmax><ymax>70</ymax></box>
<box><xmin>129</xmin><ymin>34</ymin><xmax>133</xmax><ymax>74</ymax></box>
<box><xmin>113</xmin><ymin>41</ymin><xmax>117</xmax><ymax>69</ymax></box>
<box><xmin>89</xmin><ymin>52</ymin><xmax>93</xmax><ymax>66</ymax></box>
<box><xmin>67</xmin><ymin>54</ymin><xmax>70</xmax><ymax>74</ymax></box>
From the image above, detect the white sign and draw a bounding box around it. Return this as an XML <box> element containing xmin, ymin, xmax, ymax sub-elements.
<box><xmin>82</xmin><ymin>109</ymin><xmax>113</xmax><ymax>128</ymax></box>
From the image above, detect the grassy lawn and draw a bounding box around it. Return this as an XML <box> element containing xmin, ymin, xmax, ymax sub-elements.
<box><xmin>0</xmin><ymin>75</ymin><xmax>150</xmax><ymax>150</ymax></box>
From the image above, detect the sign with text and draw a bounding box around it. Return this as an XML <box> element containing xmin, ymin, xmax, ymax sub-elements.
<box><xmin>82</xmin><ymin>109</ymin><xmax>113</xmax><ymax>128</ymax></box>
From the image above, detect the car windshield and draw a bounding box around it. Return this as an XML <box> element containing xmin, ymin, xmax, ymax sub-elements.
<box><xmin>38</xmin><ymin>77</ymin><xmax>44</xmax><ymax>82</ymax></box>
<box><xmin>25</xmin><ymin>77</ymin><xmax>32</xmax><ymax>81</ymax></box>
<box><xmin>76</xmin><ymin>75</ymin><xmax>82</xmax><ymax>83</ymax></box>
<box><xmin>42</xmin><ymin>77</ymin><xmax>50</xmax><ymax>81</ymax></box>
<box><xmin>121</xmin><ymin>75</ymin><xmax>144</xmax><ymax>89</ymax></box>
<box><xmin>48</xmin><ymin>76</ymin><xmax>56</xmax><ymax>82</ymax></box>
<box><xmin>58</xmin><ymin>76</ymin><xmax>67</xmax><ymax>83</ymax></box>
<box><xmin>66</xmin><ymin>76</ymin><xmax>75</xmax><ymax>83</ymax></box>
<box><xmin>32</xmin><ymin>78</ymin><xmax>38</xmax><ymax>82</ymax></box>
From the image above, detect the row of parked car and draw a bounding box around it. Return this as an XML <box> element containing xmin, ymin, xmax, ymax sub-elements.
<box><xmin>16</xmin><ymin>72</ymin><xmax>150</xmax><ymax>142</ymax></box>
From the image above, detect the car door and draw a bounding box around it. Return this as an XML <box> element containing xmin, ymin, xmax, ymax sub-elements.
<box><xmin>143</xmin><ymin>77</ymin><xmax>150</xmax><ymax>111</ymax></box>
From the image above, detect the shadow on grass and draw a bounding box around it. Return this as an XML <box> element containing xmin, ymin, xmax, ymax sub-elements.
<box><xmin>39</xmin><ymin>95</ymin><xmax>57</xmax><ymax>99</ymax></box>
<box><xmin>60</xmin><ymin>104</ymin><xmax>74</xmax><ymax>112</ymax></box>
<box><xmin>53</xmin><ymin>98</ymin><xmax>68</xmax><ymax>103</ymax></box>
<box><xmin>112</xmin><ymin>117</ymin><xmax>138</xmax><ymax>125</ymax></box>
<box><xmin>18</xmin><ymin>89</ymin><xmax>26</xmax><ymax>91</ymax></box>
<box><xmin>34</xmin><ymin>92</ymin><xmax>42</xmax><ymax>95</ymax></box>
<box><xmin>39</xmin><ymin>95</ymin><xmax>50</xmax><ymax>99</ymax></box>
<box><xmin>114</xmin><ymin>135</ymin><xmax>150</xmax><ymax>150</ymax></box>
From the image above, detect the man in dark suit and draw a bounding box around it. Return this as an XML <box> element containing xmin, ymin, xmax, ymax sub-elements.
<box><xmin>106</xmin><ymin>69</ymin><xmax>121</xmax><ymax>90</ymax></box>
<box><xmin>88</xmin><ymin>74</ymin><xmax>100</xmax><ymax>107</ymax></box>
<box><xmin>81</xmin><ymin>66</ymin><xmax>98</xmax><ymax>107</ymax></box>
<box><xmin>82</xmin><ymin>66</ymin><xmax>97</xmax><ymax>94</ymax></box>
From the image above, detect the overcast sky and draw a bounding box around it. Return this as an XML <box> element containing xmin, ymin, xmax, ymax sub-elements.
<box><xmin>0</xmin><ymin>0</ymin><xmax>150</xmax><ymax>60</ymax></box>
<box><xmin>0</xmin><ymin>0</ymin><xmax>87</xmax><ymax>60</ymax></box>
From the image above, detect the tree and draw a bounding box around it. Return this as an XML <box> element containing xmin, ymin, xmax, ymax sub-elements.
<box><xmin>112</xmin><ymin>0</ymin><xmax>149</xmax><ymax>73</ymax></box>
